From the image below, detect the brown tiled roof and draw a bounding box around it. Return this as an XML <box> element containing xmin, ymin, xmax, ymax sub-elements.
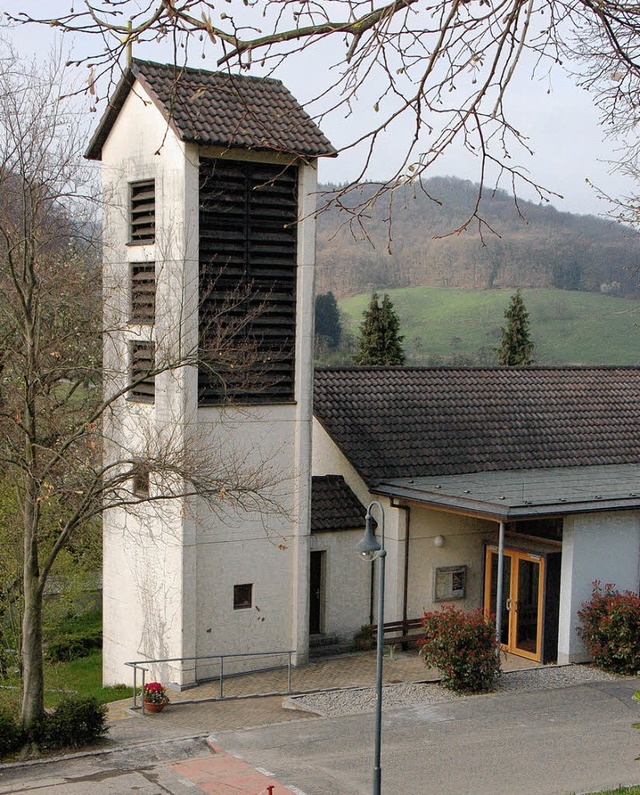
<box><xmin>311</xmin><ymin>475</ymin><xmax>367</xmax><ymax>532</ymax></box>
<box><xmin>86</xmin><ymin>59</ymin><xmax>336</xmax><ymax>160</ymax></box>
<box><xmin>313</xmin><ymin>367</ymin><xmax>640</xmax><ymax>485</ymax></box>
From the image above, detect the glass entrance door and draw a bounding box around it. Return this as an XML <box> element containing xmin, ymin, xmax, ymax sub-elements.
<box><xmin>484</xmin><ymin>547</ymin><xmax>544</xmax><ymax>662</ymax></box>
<box><xmin>487</xmin><ymin>551</ymin><xmax>511</xmax><ymax>647</ymax></box>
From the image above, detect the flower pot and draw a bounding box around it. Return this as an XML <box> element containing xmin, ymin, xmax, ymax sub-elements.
<box><xmin>144</xmin><ymin>700</ymin><xmax>166</xmax><ymax>714</ymax></box>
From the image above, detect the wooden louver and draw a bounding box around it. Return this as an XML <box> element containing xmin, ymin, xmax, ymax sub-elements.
<box><xmin>130</xmin><ymin>180</ymin><xmax>155</xmax><ymax>243</ymax></box>
<box><xmin>130</xmin><ymin>341</ymin><xmax>156</xmax><ymax>402</ymax></box>
<box><xmin>198</xmin><ymin>159</ymin><xmax>298</xmax><ymax>404</ymax></box>
<box><xmin>130</xmin><ymin>263</ymin><xmax>156</xmax><ymax>324</ymax></box>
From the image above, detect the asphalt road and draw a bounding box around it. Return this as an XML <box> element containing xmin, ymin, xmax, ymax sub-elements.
<box><xmin>213</xmin><ymin>678</ymin><xmax>640</xmax><ymax>795</ymax></box>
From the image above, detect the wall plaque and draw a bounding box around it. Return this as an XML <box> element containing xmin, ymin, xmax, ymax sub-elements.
<box><xmin>434</xmin><ymin>565</ymin><xmax>467</xmax><ymax>601</ymax></box>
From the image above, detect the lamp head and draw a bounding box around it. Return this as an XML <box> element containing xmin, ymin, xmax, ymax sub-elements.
<box><xmin>355</xmin><ymin>513</ymin><xmax>381</xmax><ymax>561</ymax></box>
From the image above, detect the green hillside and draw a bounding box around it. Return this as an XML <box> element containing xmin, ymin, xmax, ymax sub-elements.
<box><xmin>337</xmin><ymin>288</ymin><xmax>640</xmax><ymax>366</ymax></box>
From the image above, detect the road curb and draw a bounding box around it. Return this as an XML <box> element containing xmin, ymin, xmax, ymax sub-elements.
<box><xmin>0</xmin><ymin>732</ymin><xmax>211</xmax><ymax>772</ymax></box>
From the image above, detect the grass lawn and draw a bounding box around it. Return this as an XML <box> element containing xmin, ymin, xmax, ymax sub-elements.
<box><xmin>0</xmin><ymin>651</ymin><xmax>132</xmax><ymax>714</ymax></box>
<box><xmin>582</xmin><ymin>788</ymin><xmax>640</xmax><ymax>795</ymax></box>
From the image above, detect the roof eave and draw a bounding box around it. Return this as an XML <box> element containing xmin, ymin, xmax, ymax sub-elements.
<box><xmin>181</xmin><ymin>134</ymin><xmax>337</xmax><ymax>159</ymax></box>
<box><xmin>371</xmin><ymin>482</ymin><xmax>640</xmax><ymax>522</ymax></box>
<box><xmin>85</xmin><ymin>67</ymin><xmax>136</xmax><ymax>161</ymax></box>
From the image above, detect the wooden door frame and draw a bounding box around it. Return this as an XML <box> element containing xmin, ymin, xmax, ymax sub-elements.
<box><xmin>309</xmin><ymin>550</ymin><xmax>325</xmax><ymax>635</ymax></box>
<box><xmin>484</xmin><ymin>546</ymin><xmax>545</xmax><ymax>663</ymax></box>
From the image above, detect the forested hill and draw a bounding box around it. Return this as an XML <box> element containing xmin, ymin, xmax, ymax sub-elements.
<box><xmin>315</xmin><ymin>177</ymin><xmax>640</xmax><ymax>299</ymax></box>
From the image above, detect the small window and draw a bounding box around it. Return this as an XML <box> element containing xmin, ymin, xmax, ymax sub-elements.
<box><xmin>130</xmin><ymin>263</ymin><xmax>155</xmax><ymax>324</ymax></box>
<box><xmin>130</xmin><ymin>180</ymin><xmax>155</xmax><ymax>244</ymax></box>
<box><xmin>132</xmin><ymin>467</ymin><xmax>150</xmax><ymax>497</ymax></box>
<box><xmin>233</xmin><ymin>583</ymin><xmax>253</xmax><ymax>610</ymax></box>
<box><xmin>130</xmin><ymin>341</ymin><xmax>155</xmax><ymax>402</ymax></box>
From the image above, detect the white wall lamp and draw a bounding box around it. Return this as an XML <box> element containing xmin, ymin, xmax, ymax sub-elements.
<box><xmin>434</xmin><ymin>534</ymin><xmax>445</xmax><ymax>548</ymax></box>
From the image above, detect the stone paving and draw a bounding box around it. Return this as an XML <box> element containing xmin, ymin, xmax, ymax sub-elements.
<box><xmin>107</xmin><ymin>648</ymin><xmax>539</xmax><ymax>734</ymax></box>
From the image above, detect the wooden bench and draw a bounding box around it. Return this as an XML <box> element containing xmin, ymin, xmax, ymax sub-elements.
<box><xmin>372</xmin><ymin>618</ymin><xmax>424</xmax><ymax>651</ymax></box>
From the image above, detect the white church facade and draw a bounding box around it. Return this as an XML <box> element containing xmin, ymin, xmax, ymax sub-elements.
<box><xmin>89</xmin><ymin>60</ymin><xmax>640</xmax><ymax>687</ymax></box>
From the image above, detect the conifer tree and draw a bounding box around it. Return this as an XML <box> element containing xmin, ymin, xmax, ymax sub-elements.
<box><xmin>314</xmin><ymin>291</ymin><xmax>342</xmax><ymax>350</ymax></box>
<box><xmin>354</xmin><ymin>292</ymin><xmax>405</xmax><ymax>365</ymax></box>
<box><xmin>497</xmin><ymin>290</ymin><xmax>535</xmax><ymax>366</ymax></box>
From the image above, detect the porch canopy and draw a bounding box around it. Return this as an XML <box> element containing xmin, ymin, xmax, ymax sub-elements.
<box><xmin>372</xmin><ymin>463</ymin><xmax>640</xmax><ymax>521</ymax></box>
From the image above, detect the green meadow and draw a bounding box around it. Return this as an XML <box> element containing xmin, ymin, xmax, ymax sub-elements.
<box><xmin>339</xmin><ymin>288</ymin><xmax>640</xmax><ymax>366</ymax></box>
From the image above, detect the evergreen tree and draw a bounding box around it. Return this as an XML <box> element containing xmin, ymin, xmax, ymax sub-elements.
<box><xmin>314</xmin><ymin>291</ymin><xmax>342</xmax><ymax>350</ymax></box>
<box><xmin>354</xmin><ymin>292</ymin><xmax>405</xmax><ymax>365</ymax></box>
<box><xmin>497</xmin><ymin>290</ymin><xmax>535</xmax><ymax>366</ymax></box>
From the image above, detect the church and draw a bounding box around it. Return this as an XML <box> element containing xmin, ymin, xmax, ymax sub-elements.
<box><xmin>88</xmin><ymin>59</ymin><xmax>640</xmax><ymax>687</ymax></box>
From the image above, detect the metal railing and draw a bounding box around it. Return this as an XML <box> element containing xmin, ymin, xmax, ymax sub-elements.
<box><xmin>124</xmin><ymin>649</ymin><xmax>295</xmax><ymax>715</ymax></box>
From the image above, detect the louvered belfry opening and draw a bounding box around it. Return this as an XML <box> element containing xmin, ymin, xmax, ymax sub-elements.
<box><xmin>130</xmin><ymin>263</ymin><xmax>156</xmax><ymax>324</ymax></box>
<box><xmin>130</xmin><ymin>180</ymin><xmax>156</xmax><ymax>243</ymax></box>
<box><xmin>198</xmin><ymin>158</ymin><xmax>298</xmax><ymax>404</ymax></box>
<box><xmin>129</xmin><ymin>340</ymin><xmax>156</xmax><ymax>402</ymax></box>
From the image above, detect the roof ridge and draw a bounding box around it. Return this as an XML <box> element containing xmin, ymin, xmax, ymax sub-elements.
<box><xmin>314</xmin><ymin>365</ymin><xmax>640</xmax><ymax>373</ymax></box>
<box><xmin>131</xmin><ymin>58</ymin><xmax>283</xmax><ymax>86</ymax></box>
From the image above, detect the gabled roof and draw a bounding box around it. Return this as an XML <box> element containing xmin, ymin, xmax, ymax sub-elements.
<box><xmin>313</xmin><ymin>366</ymin><xmax>640</xmax><ymax>486</ymax></box>
<box><xmin>311</xmin><ymin>475</ymin><xmax>367</xmax><ymax>532</ymax></box>
<box><xmin>86</xmin><ymin>59</ymin><xmax>336</xmax><ymax>161</ymax></box>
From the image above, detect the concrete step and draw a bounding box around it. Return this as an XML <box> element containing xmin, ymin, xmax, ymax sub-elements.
<box><xmin>309</xmin><ymin>635</ymin><xmax>355</xmax><ymax>659</ymax></box>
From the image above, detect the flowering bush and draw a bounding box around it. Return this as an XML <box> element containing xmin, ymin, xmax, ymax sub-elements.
<box><xmin>577</xmin><ymin>581</ymin><xmax>640</xmax><ymax>674</ymax></box>
<box><xmin>418</xmin><ymin>605</ymin><xmax>500</xmax><ymax>693</ymax></box>
<box><xmin>143</xmin><ymin>681</ymin><xmax>169</xmax><ymax>704</ymax></box>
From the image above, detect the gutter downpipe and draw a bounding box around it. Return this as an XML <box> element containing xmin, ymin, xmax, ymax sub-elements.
<box><xmin>495</xmin><ymin>520</ymin><xmax>506</xmax><ymax>656</ymax></box>
<box><xmin>391</xmin><ymin>499</ymin><xmax>411</xmax><ymax>623</ymax></box>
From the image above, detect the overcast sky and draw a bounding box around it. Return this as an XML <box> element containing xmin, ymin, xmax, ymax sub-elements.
<box><xmin>0</xmin><ymin>1</ymin><xmax>633</xmax><ymax>218</ymax></box>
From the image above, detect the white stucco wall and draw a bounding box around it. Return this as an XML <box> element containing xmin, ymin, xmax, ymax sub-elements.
<box><xmin>310</xmin><ymin>530</ymin><xmax>372</xmax><ymax>638</ymax></box>
<box><xmin>557</xmin><ymin>510</ymin><xmax>640</xmax><ymax>664</ymax></box>
<box><xmin>101</xmin><ymin>81</ymin><xmax>196</xmax><ymax>686</ymax></box>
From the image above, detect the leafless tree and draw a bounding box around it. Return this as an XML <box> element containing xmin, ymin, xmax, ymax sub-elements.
<box><xmin>8</xmin><ymin>0</ymin><xmax>640</xmax><ymax>232</ymax></box>
<box><xmin>0</xmin><ymin>46</ymin><xmax>286</xmax><ymax>730</ymax></box>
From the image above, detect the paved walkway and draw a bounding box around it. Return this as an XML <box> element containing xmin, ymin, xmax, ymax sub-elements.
<box><xmin>107</xmin><ymin>648</ymin><xmax>537</xmax><ymax>731</ymax></box>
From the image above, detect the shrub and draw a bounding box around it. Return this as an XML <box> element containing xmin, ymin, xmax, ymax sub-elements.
<box><xmin>353</xmin><ymin>624</ymin><xmax>374</xmax><ymax>651</ymax></box>
<box><xmin>32</xmin><ymin>696</ymin><xmax>108</xmax><ymax>751</ymax></box>
<box><xmin>45</xmin><ymin>628</ymin><xmax>102</xmax><ymax>662</ymax></box>
<box><xmin>418</xmin><ymin>605</ymin><xmax>500</xmax><ymax>693</ymax></box>
<box><xmin>577</xmin><ymin>581</ymin><xmax>640</xmax><ymax>674</ymax></box>
<box><xmin>0</xmin><ymin>706</ymin><xmax>24</xmax><ymax>758</ymax></box>
<box><xmin>44</xmin><ymin>610</ymin><xmax>102</xmax><ymax>662</ymax></box>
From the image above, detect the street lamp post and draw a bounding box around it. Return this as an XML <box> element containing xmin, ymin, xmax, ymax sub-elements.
<box><xmin>355</xmin><ymin>500</ymin><xmax>386</xmax><ymax>795</ymax></box>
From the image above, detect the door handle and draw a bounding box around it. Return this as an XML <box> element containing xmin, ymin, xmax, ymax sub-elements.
<box><xmin>506</xmin><ymin>598</ymin><xmax>512</xmax><ymax>611</ymax></box>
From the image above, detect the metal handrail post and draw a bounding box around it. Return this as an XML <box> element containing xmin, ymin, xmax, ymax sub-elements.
<box><xmin>132</xmin><ymin>665</ymin><xmax>138</xmax><ymax>709</ymax></box>
<box><xmin>287</xmin><ymin>653</ymin><xmax>292</xmax><ymax>693</ymax></box>
<box><xmin>141</xmin><ymin>668</ymin><xmax>146</xmax><ymax>715</ymax></box>
<box><xmin>219</xmin><ymin>655</ymin><xmax>224</xmax><ymax>699</ymax></box>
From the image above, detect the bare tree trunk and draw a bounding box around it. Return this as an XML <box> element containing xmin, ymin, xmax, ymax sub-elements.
<box><xmin>21</xmin><ymin>503</ymin><xmax>44</xmax><ymax>728</ymax></box>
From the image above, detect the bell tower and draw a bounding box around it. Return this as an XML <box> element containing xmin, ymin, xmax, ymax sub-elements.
<box><xmin>86</xmin><ymin>59</ymin><xmax>335</xmax><ymax>685</ymax></box>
